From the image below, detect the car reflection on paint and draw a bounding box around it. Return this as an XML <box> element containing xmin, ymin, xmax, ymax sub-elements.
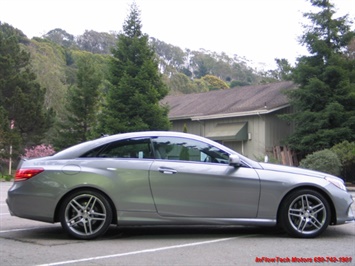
<box><xmin>6</xmin><ymin>131</ymin><xmax>354</xmax><ymax>240</ymax></box>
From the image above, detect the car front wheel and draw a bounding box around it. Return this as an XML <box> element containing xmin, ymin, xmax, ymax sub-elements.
<box><xmin>59</xmin><ymin>190</ymin><xmax>113</xmax><ymax>240</ymax></box>
<box><xmin>279</xmin><ymin>189</ymin><xmax>330</xmax><ymax>238</ymax></box>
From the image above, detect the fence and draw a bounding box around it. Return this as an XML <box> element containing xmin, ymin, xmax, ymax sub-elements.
<box><xmin>273</xmin><ymin>146</ymin><xmax>298</xmax><ymax>166</ymax></box>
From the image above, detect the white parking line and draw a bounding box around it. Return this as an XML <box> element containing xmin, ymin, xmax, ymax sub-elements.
<box><xmin>0</xmin><ymin>213</ymin><xmax>10</xmax><ymax>215</ymax></box>
<box><xmin>0</xmin><ymin>226</ymin><xmax>55</xmax><ymax>233</ymax></box>
<box><xmin>36</xmin><ymin>236</ymin><xmax>248</xmax><ymax>266</ymax></box>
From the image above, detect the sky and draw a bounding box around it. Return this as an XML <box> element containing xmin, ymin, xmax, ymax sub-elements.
<box><xmin>1</xmin><ymin>0</ymin><xmax>354</xmax><ymax>69</ymax></box>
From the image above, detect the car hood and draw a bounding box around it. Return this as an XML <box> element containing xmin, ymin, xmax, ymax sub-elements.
<box><xmin>258</xmin><ymin>162</ymin><xmax>339</xmax><ymax>180</ymax></box>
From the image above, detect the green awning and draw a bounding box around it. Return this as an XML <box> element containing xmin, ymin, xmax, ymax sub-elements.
<box><xmin>206</xmin><ymin>122</ymin><xmax>248</xmax><ymax>141</ymax></box>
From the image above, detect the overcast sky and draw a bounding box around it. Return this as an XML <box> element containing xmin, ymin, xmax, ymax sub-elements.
<box><xmin>1</xmin><ymin>0</ymin><xmax>354</xmax><ymax>69</ymax></box>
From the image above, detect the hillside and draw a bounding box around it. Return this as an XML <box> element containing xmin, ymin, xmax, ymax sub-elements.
<box><xmin>15</xmin><ymin>27</ymin><xmax>275</xmax><ymax>114</ymax></box>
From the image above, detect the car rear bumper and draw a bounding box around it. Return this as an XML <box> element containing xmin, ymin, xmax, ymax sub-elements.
<box><xmin>6</xmin><ymin>181</ymin><xmax>57</xmax><ymax>223</ymax></box>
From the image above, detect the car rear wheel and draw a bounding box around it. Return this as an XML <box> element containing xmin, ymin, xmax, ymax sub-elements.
<box><xmin>59</xmin><ymin>190</ymin><xmax>112</xmax><ymax>240</ymax></box>
<box><xmin>279</xmin><ymin>189</ymin><xmax>330</xmax><ymax>238</ymax></box>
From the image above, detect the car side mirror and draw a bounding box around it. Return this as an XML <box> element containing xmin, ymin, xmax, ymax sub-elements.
<box><xmin>229</xmin><ymin>154</ymin><xmax>241</xmax><ymax>168</ymax></box>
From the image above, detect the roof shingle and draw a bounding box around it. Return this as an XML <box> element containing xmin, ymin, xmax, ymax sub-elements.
<box><xmin>161</xmin><ymin>81</ymin><xmax>296</xmax><ymax>120</ymax></box>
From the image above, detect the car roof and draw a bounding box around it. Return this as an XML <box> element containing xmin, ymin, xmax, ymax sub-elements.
<box><xmin>53</xmin><ymin>131</ymin><xmax>216</xmax><ymax>158</ymax></box>
<box><xmin>51</xmin><ymin>131</ymin><xmax>259</xmax><ymax>167</ymax></box>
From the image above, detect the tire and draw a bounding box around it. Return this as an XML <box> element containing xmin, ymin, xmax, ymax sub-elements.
<box><xmin>59</xmin><ymin>190</ymin><xmax>113</xmax><ymax>240</ymax></box>
<box><xmin>279</xmin><ymin>189</ymin><xmax>330</xmax><ymax>238</ymax></box>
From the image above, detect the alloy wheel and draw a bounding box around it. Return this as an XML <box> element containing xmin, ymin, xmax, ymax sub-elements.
<box><xmin>60</xmin><ymin>191</ymin><xmax>112</xmax><ymax>239</ymax></box>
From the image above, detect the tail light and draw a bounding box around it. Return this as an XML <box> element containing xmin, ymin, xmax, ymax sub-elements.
<box><xmin>15</xmin><ymin>168</ymin><xmax>44</xmax><ymax>181</ymax></box>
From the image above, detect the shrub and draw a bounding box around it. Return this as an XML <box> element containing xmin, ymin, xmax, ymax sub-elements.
<box><xmin>299</xmin><ymin>149</ymin><xmax>341</xmax><ymax>177</ymax></box>
<box><xmin>331</xmin><ymin>141</ymin><xmax>355</xmax><ymax>183</ymax></box>
<box><xmin>22</xmin><ymin>144</ymin><xmax>55</xmax><ymax>159</ymax></box>
<box><xmin>3</xmin><ymin>175</ymin><xmax>12</xmax><ymax>181</ymax></box>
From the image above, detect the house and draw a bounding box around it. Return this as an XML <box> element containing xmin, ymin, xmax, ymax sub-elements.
<box><xmin>161</xmin><ymin>81</ymin><xmax>297</xmax><ymax>163</ymax></box>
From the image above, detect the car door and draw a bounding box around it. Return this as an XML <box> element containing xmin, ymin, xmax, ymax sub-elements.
<box><xmin>149</xmin><ymin>136</ymin><xmax>261</xmax><ymax>218</ymax></box>
<box><xmin>79</xmin><ymin>137</ymin><xmax>156</xmax><ymax>212</ymax></box>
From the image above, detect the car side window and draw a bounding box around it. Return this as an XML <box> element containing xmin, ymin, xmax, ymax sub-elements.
<box><xmin>152</xmin><ymin>136</ymin><xmax>229</xmax><ymax>164</ymax></box>
<box><xmin>81</xmin><ymin>138</ymin><xmax>153</xmax><ymax>159</ymax></box>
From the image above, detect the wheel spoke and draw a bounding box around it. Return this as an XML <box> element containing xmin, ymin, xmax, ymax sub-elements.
<box><xmin>67</xmin><ymin>215</ymin><xmax>82</xmax><ymax>225</ymax></box>
<box><xmin>304</xmin><ymin>195</ymin><xmax>310</xmax><ymax>209</ymax></box>
<box><xmin>87</xmin><ymin>197</ymin><xmax>97</xmax><ymax>211</ymax></box>
<box><xmin>86</xmin><ymin>219</ymin><xmax>93</xmax><ymax>234</ymax></box>
<box><xmin>90</xmin><ymin>216</ymin><xmax>106</xmax><ymax>221</ymax></box>
<box><xmin>70</xmin><ymin>199</ymin><xmax>83</xmax><ymax>212</ymax></box>
<box><xmin>298</xmin><ymin>219</ymin><xmax>308</xmax><ymax>232</ymax></box>
<box><xmin>311</xmin><ymin>203</ymin><xmax>325</xmax><ymax>215</ymax></box>
<box><xmin>301</xmin><ymin>196</ymin><xmax>306</xmax><ymax>209</ymax></box>
<box><xmin>82</xmin><ymin>220</ymin><xmax>89</xmax><ymax>234</ymax></box>
<box><xmin>289</xmin><ymin>208</ymin><xmax>303</xmax><ymax>218</ymax></box>
<box><xmin>309</xmin><ymin>217</ymin><xmax>322</xmax><ymax>229</ymax></box>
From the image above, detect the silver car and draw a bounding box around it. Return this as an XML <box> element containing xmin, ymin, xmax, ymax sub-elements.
<box><xmin>6</xmin><ymin>131</ymin><xmax>354</xmax><ymax>240</ymax></box>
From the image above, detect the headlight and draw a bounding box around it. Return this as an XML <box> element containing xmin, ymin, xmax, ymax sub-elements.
<box><xmin>325</xmin><ymin>176</ymin><xmax>346</xmax><ymax>191</ymax></box>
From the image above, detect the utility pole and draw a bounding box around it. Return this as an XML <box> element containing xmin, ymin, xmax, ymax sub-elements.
<box><xmin>8</xmin><ymin>120</ymin><xmax>14</xmax><ymax>175</ymax></box>
<box><xmin>8</xmin><ymin>145</ymin><xmax>12</xmax><ymax>175</ymax></box>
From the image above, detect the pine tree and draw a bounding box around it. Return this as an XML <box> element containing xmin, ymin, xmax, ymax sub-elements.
<box><xmin>53</xmin><ymin>55</ymin><xmax>101</xmax><ymax>150</ymax></box>
<box><xmin>282</xmin><ymin>0</ymin><xmax>355</xmax><ymax>157</ymax></box>
<box><xmin>97</xmin><ymin>3</ymin><xmax>170</xmax><ymax>134</ymax></box>
<box><xmin>0</xmin><ymin>22</ymin><xmax>52</xmax><ymax>151</ymax></box>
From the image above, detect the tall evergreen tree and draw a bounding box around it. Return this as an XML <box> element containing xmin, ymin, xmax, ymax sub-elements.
<box><xmin>282</xmin><ymin>0</ymin><xmax>355</xmax><ymax>157</ymax></box>
<box><xmin>0</xmin><ymin>22</ymin><xmax>52</xmax><ymax>153</ymax></box>
<box><xmin>97</xmin><ymin>3</ymin><xmax>170</xmax><ymax>134</ymax></box>
<box><xmin>53</xmin><ymin>55</ymin><xmax>102</xmax><ymax>150</ymax></box>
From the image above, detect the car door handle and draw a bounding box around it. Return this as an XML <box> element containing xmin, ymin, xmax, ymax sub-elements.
<box><xmin>158</xmin><ymin>167</ymin><xmax>177</xmax><ymax>174</ymax></box>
